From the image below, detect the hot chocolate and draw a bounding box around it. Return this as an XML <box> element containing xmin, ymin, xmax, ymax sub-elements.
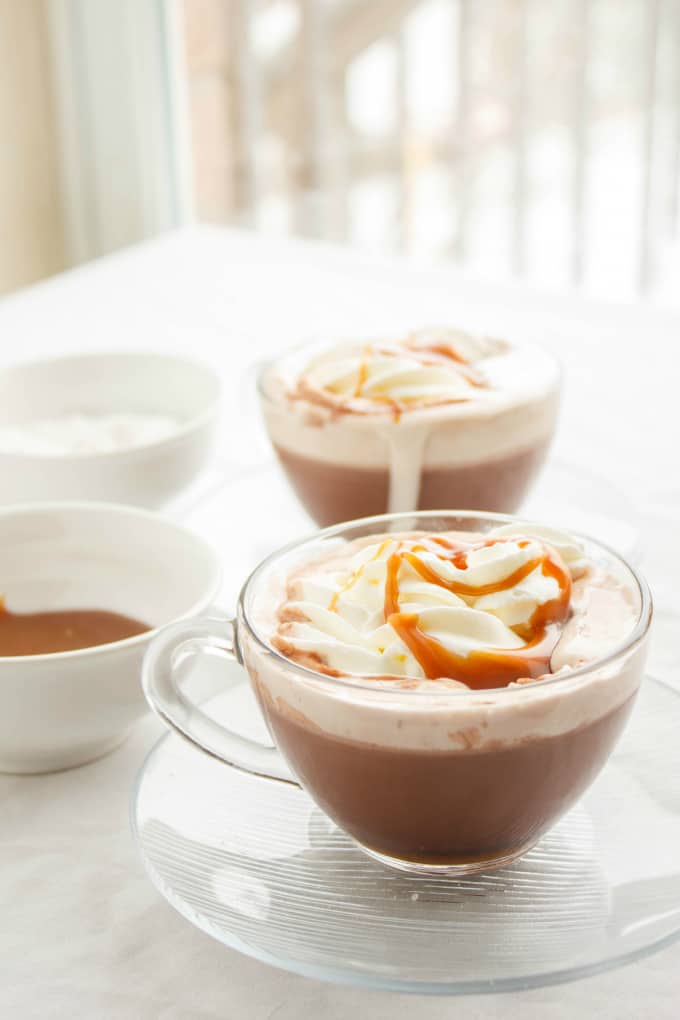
<box><xmin>259</xmin><ymin>329</ymin><xmax>560</xmax><ymax>526</ymax></box>
<box><xmin>266</xmin><ymin>696</ymin><xmax>633</xmax><ymax>865</ymax></box>
<box><xmin>243</xmin><ymin>520</ymin><xmax>645</xmax><ymax>872</ymax></box>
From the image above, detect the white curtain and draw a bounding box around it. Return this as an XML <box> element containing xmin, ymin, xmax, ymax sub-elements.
<box><xmin>47</xmin><ymin>0</ymin><xmax>192</xmax><ymax>265</ymax></box>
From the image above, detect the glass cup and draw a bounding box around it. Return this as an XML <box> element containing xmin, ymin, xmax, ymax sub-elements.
<box><xmin>142</xmin><ymin>511</ymin><xmax>651</xmax><ymax>876</ymax></box>
<box><xmin>257</xmin><ymin>339</ymin><xmax>561</xmax><ymax>527</ymax></box>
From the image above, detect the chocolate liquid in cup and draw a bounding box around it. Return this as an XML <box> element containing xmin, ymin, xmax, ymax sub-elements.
<box><xmin>273</xmin><ymin>442</ymin><xmax>550</xmax><ymax>528</ymax></box>
<box><xmin>262</xmin><ymin>689</ymin><xmax>635</xmax><ymax>865</ymax></box>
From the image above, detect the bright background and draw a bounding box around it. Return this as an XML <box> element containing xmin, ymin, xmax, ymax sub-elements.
<box><xmin>2</xmin><ymin>0</ymin><xmax>679</xmax><ymax>303</ymax></box>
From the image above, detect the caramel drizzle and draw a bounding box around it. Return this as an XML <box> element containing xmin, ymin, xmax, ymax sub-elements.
<box><xmin>353</xmin><ymin>360</ymin><xmax>369</xmax><ymax>397</ymax></box>
<box><xmin>324</xmin><ymin>534</ymin><xmax>570</xmax><ymax>693</ymax></box>
<box><xmin>380</xmin><ymin>536</ymin><xmax>571</xmax><ymax>689</ymax></box>
<box><xmin>294</xmin><ymin>340</ymin><xmax>488</xmax><ymax>423</ymax></box>
<box><xmin>351</xmin><ymin>354</ymin><xmax>403</xmax><ymax>421</ymax></box>
<box><xmin>398</xmin><ymin>341</ymin><xmax>486</xmax><ymax>388</ymax></box>
<box><xmin>422</xmin><ymin>341</ymin><xmax>467</xmax><ymax>364</ymax></box>
<box><xmin>374</xmin><ymin>341</ymin><xmax>487</xmax><ymax>391</ymax></box>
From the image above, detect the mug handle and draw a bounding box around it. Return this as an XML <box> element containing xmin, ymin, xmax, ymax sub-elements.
<box><xmin>142</xmin><ymin>616</ymin><xmax>297</xmax><ymax>785</ymax></box>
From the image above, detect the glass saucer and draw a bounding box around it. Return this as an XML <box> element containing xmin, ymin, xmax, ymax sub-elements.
<box><xmin>184</xmin><ymin>458</ymin><xmax>641</xmax><ymax>609</ymax></box>
<box><xmin>131</xmin><ymin>669</ymin><xmax>680</xmax><ymax>995</ymax></box>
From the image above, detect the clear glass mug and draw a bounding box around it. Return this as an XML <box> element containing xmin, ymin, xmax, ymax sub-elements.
<box><xmin>257</xmin><ymin>340</ymin><xmax>562</xmax><ymax>527</ymax></box>
<box><xmin>142</xmin><ymin>511</ymin><xmax>652</xmax><ymax>876</ymax></box>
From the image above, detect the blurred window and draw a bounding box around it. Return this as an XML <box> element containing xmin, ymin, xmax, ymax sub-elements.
<box><xmin>183</xmin><ymin>0</ymin><xmax>680</xmax><ymax>302</ymax></box>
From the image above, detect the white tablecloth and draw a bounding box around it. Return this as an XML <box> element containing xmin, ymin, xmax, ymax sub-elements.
<box><xmin>1</xmin><ymin>227</ymin><xmax>678</xmax><ymax>1018</ymax></box>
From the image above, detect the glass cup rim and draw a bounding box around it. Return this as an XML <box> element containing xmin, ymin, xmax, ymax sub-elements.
<box><xmin>238</xmin><ymin>509</ymin><xmax>652</xmax><ymax>698</ymax></box>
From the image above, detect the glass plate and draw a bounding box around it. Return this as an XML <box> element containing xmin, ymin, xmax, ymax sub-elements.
<box><xmin>184</xmin><ymin>458</ymin><xmax>641</xmax><ymax>609</ymax></box>
<box><xmin>131</xmin><ymin>670</ymin><xmax>680</xmax><ymax>995</ymax></box>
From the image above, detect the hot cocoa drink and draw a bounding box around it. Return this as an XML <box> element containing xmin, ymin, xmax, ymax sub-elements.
<box><xmin>243</xmin><ymin>520</ymin><xmax>645</xmax><ymax>871</ymax></box>
<box><xmin>265</xmin><ymin>694</ymin><xmax>634</xmax><ymax>865</ymax></box>
<box><xmin>259</xmin><ymin>330</ymin><xmax>560</xmax><ymax>526</ymax></box>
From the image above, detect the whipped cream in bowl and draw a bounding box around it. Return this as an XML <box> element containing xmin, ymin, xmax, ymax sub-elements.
<box><xmin>258</xmin><ymin>329</ymin><xmax>561</xmax><ymax>525</ymax></box>
<box><xmin>0</xmin><ymin>352</ymin><xmax>221</xmax><ymax>507</ymax></box>
<box><xmin>143</xmin><ymin>511</ymin><xmax>651</xmax><ymax>876</ymax></box>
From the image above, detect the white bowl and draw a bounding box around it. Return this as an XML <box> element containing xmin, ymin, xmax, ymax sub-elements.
<box><xmin>0</xmin><ymin>502</ymin><xmax>221</xmax><ymax>773</ymax></box>
<box><xmin>0</xmin><ymin>352</ymin><xmax>221</xmax><ymax>507</ymax></box>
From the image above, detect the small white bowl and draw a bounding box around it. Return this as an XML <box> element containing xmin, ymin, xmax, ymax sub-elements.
<box><xmin>0</xmin><ymin>502</ymin><xmax>221</xmax><ymax>773</ymax></box>
<box><xmin>0</xmin><ymin>352</ymin><xmax>221</xmax><ymax>507</ymax></box>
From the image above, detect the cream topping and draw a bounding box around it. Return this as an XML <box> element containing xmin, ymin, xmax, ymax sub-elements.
<box><xmin>287</xmin><ymin>329</ymin><xmax>507</xmax><ymax>416</ymax></box>
<box><xmin>272</xmin><ymin>524</ymin><xmax>638</xmax><ymax>690</ymax></box>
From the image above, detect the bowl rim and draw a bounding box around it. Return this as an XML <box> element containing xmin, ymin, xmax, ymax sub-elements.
<box><xmin>0</xmin><ymin>500</ymin><xmax>222</xmax><ymax>663</ymax></box>
<box><xmin>239</xmin><ymin>509</ymin><xmax>652</xmax><ymax>697</ymax></box>
<box><xmin>0</xmin><ymin>350</ymin><xmax>222</xmax><ymax>462</ymax></box>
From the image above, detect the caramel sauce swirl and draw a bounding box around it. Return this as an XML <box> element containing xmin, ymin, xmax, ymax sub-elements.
<box><xmin>274</xmin><ymin>527</ymin><xmax>582</xmax><ymax>691</ymax></box>
<box><xmin>288</xmin><ymin>331</ymin><xmax>497</xmax><ymax>419</ymax></box>
<box><xmin>382</xmin><ymin>537</ymin><xmax>571</xmax><ymax>689</ymax></box>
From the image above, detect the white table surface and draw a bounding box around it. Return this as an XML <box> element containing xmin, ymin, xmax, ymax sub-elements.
<box><xmin>1</xmin><ymin>226</ymin><xmax>678</xmax><ymax>1019</ymax></box>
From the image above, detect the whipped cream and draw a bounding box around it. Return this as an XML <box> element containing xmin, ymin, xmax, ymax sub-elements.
<box><xmin>272</xmin><ymin>523</ymin><xmax>638</xmax><ymax>689</ymax></box>
<box><xmin>267</xmin><ymin>328</ymin><xmax>555</xmax><ymax>424</ymax></box>
<box><xmin>0</xmin><ymin>413</ymin><xmax>179</xmax><ymax>456</ymax></box>
<box><xmin>291</xmin><ymin>330</ymin><xmax>506</xmax><ymax>415</ymax></box>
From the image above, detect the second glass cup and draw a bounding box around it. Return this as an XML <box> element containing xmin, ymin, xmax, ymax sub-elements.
<box><xmin>257</xmin><ymin>332</ymin><xmax>561</xmax><ymax>526</ymax></box>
